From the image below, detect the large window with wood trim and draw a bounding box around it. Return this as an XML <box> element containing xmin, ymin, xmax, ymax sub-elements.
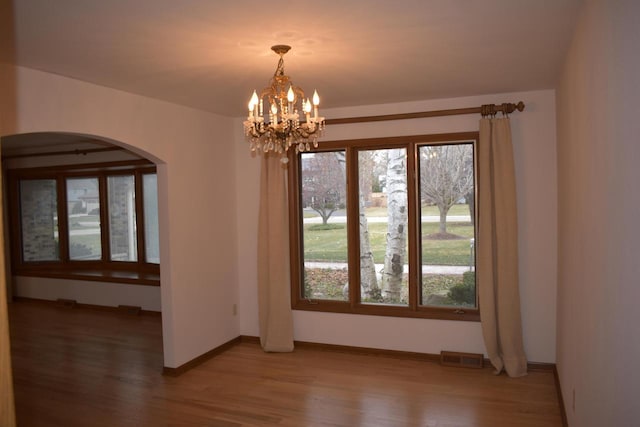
<box><xmin>289</xmin><ymin>132</ymin><xmax>478</xmax><ymax>321</ymax></box>
<box><xmin>8</xmin><ymin>161</ymin><xmax>160</xmax><ymax>286</ymax></box>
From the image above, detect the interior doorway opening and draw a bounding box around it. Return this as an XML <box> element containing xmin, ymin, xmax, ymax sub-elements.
<box><xmin>1</xmin><ymin>131</ymin><xmax>164</xmax><ymax>360</ymax></box>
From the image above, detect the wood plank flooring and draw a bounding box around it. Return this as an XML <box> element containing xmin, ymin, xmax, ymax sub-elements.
<box><xmin>8</xmin><ymin>300</ymin><xmax>563</xmax><ymax>426</ymax></box>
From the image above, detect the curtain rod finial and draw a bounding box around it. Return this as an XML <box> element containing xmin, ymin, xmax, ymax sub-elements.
<box><xmin>515</xmin><ymin>101</ymin><xmax>525</xmax><ymax>112</ymax></box>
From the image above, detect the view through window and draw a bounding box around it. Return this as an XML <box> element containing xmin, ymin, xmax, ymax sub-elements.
<box><xmin>19</xmin><ymin>179</ymin><xmax>59</xmax><ymax>262</ymax></box>
<box><xmin>10</xmin><ymin>163</ymin><xmax>159</xmax><ymax>282</ymax></box>
<box><xmin>292</xmin><ymin>134</ymin><xmax>478</xmax><ymax>320</ymax></box>
<box><xmin>67</xmin><ymin>177</ymin><xmax>102</xmax><ymax>260</ymax></box>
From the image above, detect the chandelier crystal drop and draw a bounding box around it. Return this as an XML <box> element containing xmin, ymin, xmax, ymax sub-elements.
<box><xmin>243</xmin><ymin>45</ymin><xmax>325</xmax><ymax>163</ymax></box>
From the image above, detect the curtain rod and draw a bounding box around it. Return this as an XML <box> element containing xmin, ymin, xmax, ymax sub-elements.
<box><xmin>2</xmin><ymin>146</ymin><xmax>124</xmax><ymax>160</ymax></box>
<box><xmin>324</xmin><ymin>101</ymin><xmax>525</xmax><ymax>126</ymax></box>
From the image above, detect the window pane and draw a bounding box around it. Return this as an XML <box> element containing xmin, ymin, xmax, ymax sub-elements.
<box><xmin>143</xmin><ymin>174</ymin><xmax>160</xmax><ymax>264</ymax></box>
<box><xmin>20</xmin><ymin>179</ymin><xmax>59</xmax><ymax>261</ymax></box>
<box><xmin>300</xmin><ymin>151</ymin><xmax>347</xmax><ymax>301</ymax></box>
<box><xmin>67</xmin><ymin>177</ymin><xmax>102</xmax><ymax>260</ymax></box>
<box><xmin>419</xmin><ymin>143</ymin><xmax>476</xmax><ymax>308</ymax></box>
<box><xmin>108</xmin><ymin>175</ymin><xmax>137</xmax><ymax>261</ymax></box>
<box><xmin>359</xmin><ymin>148</ymin><xmax>408</xmax><ymax>306</ymax></box>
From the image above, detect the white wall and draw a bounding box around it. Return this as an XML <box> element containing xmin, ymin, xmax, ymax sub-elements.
<box><xmin>556</xmin><ymin>0</ymin><xmax>640</xmax><ymax>425</ymax></box>
<box><xmin>6</xmin><ymin>66</ymin><xmax>239</xmax><ymax>368</ymax></box>
<box><xmin>14</xmin><ymin>276</ymin><xmax>161</xmax><ymax>311</ymax></box>
<box><xmin>236</xmin><ymin>89</ymin><xmax>558</xmax><ymax>363</ymax></box>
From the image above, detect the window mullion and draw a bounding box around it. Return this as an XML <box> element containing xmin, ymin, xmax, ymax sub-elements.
<box><xmin>98</xmin><ymin>174</ymin><xmax>110</xmax><ymax>263</ymax></box>
<box><xmin>288</xmin><ymin>150</ymin><xmax>304</xmax><ymax>305</ymax></box>
<box><xmin>57</xmin><ymin>175</ymin><xmax>70</xmax><ymax>263</ymax></box>
<box><xmin>346</xmin><ymin>146</ymin><xmax>360</xmax><ymax>309</ymax></box>
<box><xmin>134</xmin><ymin>171</ymin><xmax>146</xmax><ymax>265</ymax></box>
<box><xmin>406</xmin><ymin>143</ymin><xmax>419</xmax><ymax>311</ymax></box>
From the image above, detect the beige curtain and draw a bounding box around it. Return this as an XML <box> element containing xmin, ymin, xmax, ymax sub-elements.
<box><xmin>478</xmin><ymin>117</ymin><xmax>528</xmax><ymax>377</ymax></box>
<box><xmin>257</xmin><ymin>154</ymin><xmax>294</xmax><ymax>352</ymax></box>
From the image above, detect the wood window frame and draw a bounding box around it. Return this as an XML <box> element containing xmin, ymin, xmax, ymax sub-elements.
<box><xmin>289</xmin><ymin>132</ymin><xmax>479</xmax><ymax>321</ymax></box>
<box><xmin>7</xmin><ymin>160</ymin><xmax>160</xmax><ymax>286</ymax></box>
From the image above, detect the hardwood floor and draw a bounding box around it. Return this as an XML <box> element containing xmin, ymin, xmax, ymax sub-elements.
<box><xmin>8</xmin><ymin>300</ymin><xmax>563</xmax><ymax>426</ymax></box>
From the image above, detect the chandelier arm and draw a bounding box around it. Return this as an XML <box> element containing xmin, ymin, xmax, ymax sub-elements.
<box><xmin>292</xmin><ymin>85</ymin><xmax>305</xmax><ymax>100</ymax></box>
<box><xmin>293</xmin><ymin>126</ymin><xmax>319</xmax><ymax>139</ymax></box>
<box><xmin>249</xmin><ymin>125</ymin><xmax>267</xmax><ymax>138</ymax></box>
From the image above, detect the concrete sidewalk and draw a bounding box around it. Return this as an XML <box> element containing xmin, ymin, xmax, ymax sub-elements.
<box><xmin>303</xmin><ymin>215</ymin><xmax>471</xmax><ymax>224</ymax></box>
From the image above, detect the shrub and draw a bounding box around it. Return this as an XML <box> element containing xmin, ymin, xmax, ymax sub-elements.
<box><xmin>71</xmin><ymin>201</ymin><xmax>84</xmax><ymax>214</ymax></box>
<box><xmin>69</xmin><ymin>243</ymin><xmax>92</xmax><ymax>258</ymax></box>
<box><xmin>448</xmin><ymin>271</ymin><xmax>476</xmax><ymax>305</ymax></box>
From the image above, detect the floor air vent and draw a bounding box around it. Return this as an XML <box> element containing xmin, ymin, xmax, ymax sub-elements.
<box><xmin>57</xmin><ymin>298</ymin><xmax>77</xmax><ymax>308</ymax></box>
<box><xmin>440</xmin><ymin>351</ymin><xmax>484</xmax><ymax>369</ymax></box>
<box><xmin>118</xmin><ymin>305</ymin><xmax>142</xmax><ymax>315</ymax></box>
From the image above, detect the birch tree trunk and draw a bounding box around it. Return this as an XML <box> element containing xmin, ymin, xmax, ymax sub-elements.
<box><xmin>359</xmin><ymin>193</ymin><xmax>378</xmax><ymax>300</ymax></box>
<box><xmin>382</xmin><ymin>148</ymin><xmax>407</xmax><ymax>302</ymax></box>
<box><xmin>357</xmin><ymin>151</ymin><xmax>379</xmax><ymax>300</ymax></box>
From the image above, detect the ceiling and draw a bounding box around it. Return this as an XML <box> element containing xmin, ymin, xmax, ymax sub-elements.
<box><xmin>10</xmin><ymin>0</ymin><xmax>583</xmax><ymax>118</ymax></box>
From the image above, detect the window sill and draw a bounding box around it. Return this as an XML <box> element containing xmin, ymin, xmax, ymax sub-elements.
<box><xmin>14</xmin><ymin>268</ymin><xmax>160</xmax><ymax>287</ymax></box>
<box><xmin>292</xmin><ymin>300</ymin><xmax>480</xmax><ymax>322</ymax></box>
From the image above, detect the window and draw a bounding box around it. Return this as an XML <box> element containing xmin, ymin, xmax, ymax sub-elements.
<box><xmin>290</xmin><ymin>133</ymin><xmax>479</xmax><ymax>321</ymax></box>
<box><xmin>142</xmin><ymin>173</ymin><xmax>160</xmax><ymax>264</ymax></box>
<box><xmin>299</xmin><ymin>150</ymin><xmax>348</xmax><ymax>301</ymax></box>
<box><xmin>107</xmin><ymin>175</ymin><xmax>137</xmax><ymax>261</ymax></box>
<box><xmin>19</xmin><ymin>179</ymin><xmax>59</xmax><ymax>262</ymax></box>
<box><xmin>8</xmin><ymin>161</ymin><xmax>159</xmax><ymax>285</ymax></box>
<box><xmin>67</xmin><ymin>177</ymin><xmax>102</xmax><ymax>260</ymax></box>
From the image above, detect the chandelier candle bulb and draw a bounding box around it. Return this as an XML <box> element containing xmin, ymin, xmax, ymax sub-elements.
<box><xmin>313</xmin><ymin>90</ymin><xmax>320</xmax><ymax>121</ymax></box>
<box><xmin>243</xmin><ymin>45</ymin><xmax>325</xmax><ymax>162</ymax></box>
<box><xmin>250</xmin><ymin>90</ymin><xmax>259</xmax><ymax>120</ymax></box>
<box><xmin>304</xmin><ymin>98</ymin><xmax>311</xmax><ymax>123</ymax></box>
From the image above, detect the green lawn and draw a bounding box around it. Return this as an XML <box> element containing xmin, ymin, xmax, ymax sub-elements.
<box><xmin>67</xmin><ymin>215</ymin><xmax>102</xmax><ymax>259</ymax></box>
<box><xmin>303</xmin><ymin>221</ymin><xmax>475</xmax><ymax>266</ymax></box>
<box><xmin>68</xmin><ymin>215</ymin><xmax>101</xmax><ymax>231</ymax></box>
<box><xmin>69</xmin><ymin>234</ymin><xmax>102</xmax><ymax>259</ymax></box>
<box><xmin>302</xmin><ymin>203</ymin><xmax>476</xmax><ymax>305</ymax></box>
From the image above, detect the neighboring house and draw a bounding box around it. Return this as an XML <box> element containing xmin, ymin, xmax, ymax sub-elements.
<box><xmin>75</xmin><ymin>189</ymin><xmax>99</xmax><ymax>214</ymax></box>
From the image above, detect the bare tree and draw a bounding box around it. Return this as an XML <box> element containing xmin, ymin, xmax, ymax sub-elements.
<box><xmin>420</xmin><ymin>144</ymin><xmax>474</xmax><ymax>234</ymax></box>
<box><xmin>381</xmin><ymin>148</ymin><xmax>407</xmax><ymax>302</ymax></box>
<box><xmin>301</xmin><ymin>152</ymin><xmax>345</xmax><ymax>225</ymax></box>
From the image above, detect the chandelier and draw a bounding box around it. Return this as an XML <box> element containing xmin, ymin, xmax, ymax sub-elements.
<box><xmin>243</xmin><ymin>45</ymin><xmax>325</xmax><ymax>163</ymax></box>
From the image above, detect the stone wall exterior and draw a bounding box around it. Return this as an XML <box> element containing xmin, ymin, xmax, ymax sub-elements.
<box><xmin>108</xmin><ymin>175</ymin><xmax>136</xmax><ymax>261</ymax></box>
<box><xmin>20</xmin><ymin>179</ymin><xmax>58</xmax><ymax>261</ymax></box>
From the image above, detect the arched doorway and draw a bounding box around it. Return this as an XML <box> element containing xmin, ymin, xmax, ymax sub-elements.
<box><xmin>2</xmin><ymin>131</ymin><xmax>165</xmax><ymax>357</ymax></box>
